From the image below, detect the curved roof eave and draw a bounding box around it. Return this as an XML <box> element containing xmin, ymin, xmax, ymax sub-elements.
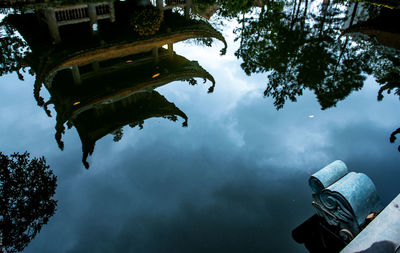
<box><xmin>68</xmin><ymin>65</ymin><xmax>215</xmax><ymax>121</ymax></box>
<box><xmin>50</xmin><ymin>23</ymin><xmax>227</xmax><ymax>72</ymax></box>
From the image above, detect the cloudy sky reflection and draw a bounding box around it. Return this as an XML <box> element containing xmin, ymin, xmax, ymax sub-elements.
<box><xmin>1</xmin><ymin>13</ymin><xmax>400</xmax><ymax>253</ymax></box>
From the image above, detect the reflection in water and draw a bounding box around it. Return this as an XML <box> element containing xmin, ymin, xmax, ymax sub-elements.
<box><xmin>0</xmin><ymin>18</ymin><xmax>27</xmax><ymax>80</ymax></box>
<box><xmin>390</xmin><ymin>128</ymin><xmax>400</xmax><ymax>151</ymax></box>
<box><xmin>342</xmin><ymin>6</ymin><xmax>400</xmax><ymax>50</ymax></box>
<box><xmin>1</xmin><ymin>0</ymin><xmax>399</xmax><ymax>154</ymax></box>
<box><xmin>234</xmin><ymin>1</ymin><xmax>399</xmax><ymax>109</ymax></box>
<box><xmin>74</xmin><ymin>90</ymin><xmax>189</xmax><ymax>169</ymax></box>
<box><xmin>292</xmin><ymin>214</ymin><xmax>345</xmax><ymax>253</ymax></box>
<box><xmin>43</xmin><ymin>48</ymin><xmax>215</xmax><ymax>168</ymax></box>
<box><xmin>2</xmin><ymin>0</ymin><xmax>225</xmax><ymax>168</ymax></box>
<box><xmin>231</xmin><ymin>0</ymin><xmax>400</xmax><ymax>151</ymax></box>
<box><xmin>0</xmin><ymin>1</ymin><xmax>399</xmax><ymax>251</ymax></box>
<box><xmin>0</xmin><ymin>152</ymin><xmax>57</xmax><ymax>253</ymax></box>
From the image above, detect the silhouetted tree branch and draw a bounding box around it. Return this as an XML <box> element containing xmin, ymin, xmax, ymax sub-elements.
<box><xmin>0</xmin><ymin>152</ymin><xmax>57</xmax><ymax>253</ymax></box>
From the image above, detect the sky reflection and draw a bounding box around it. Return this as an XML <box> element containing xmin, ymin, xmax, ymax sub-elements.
<box><xmin>1</xmin><ymin>37</ymin><xmax>398</xmax><ymax>252</ymax></box>
<box><xmin>1</xmin><ymin>1</ymin><xmax>400</xmax><ymax>252</ymax></box>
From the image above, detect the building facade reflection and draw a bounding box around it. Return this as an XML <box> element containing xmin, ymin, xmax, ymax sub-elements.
<box><xmin>5</xmin><ymin>0</ymin><xmax>226</xmax><ymax>168</ymax></box>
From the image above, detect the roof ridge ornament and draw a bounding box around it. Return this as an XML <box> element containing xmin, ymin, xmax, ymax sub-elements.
<box><xmin>309</xmin><ymin>160</ymin><xmax>380</xmax><ymax>242</ymax></box>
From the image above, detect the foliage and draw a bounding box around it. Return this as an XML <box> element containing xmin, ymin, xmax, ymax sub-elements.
<box><xmin>0</xmin><ymin>152</ymin><xmax>57</xmax><ymax>253</ymax></box>
<box><xmin>217</xmin><ymin>0</ymin><xmax>257</xmax><ymax>18</ymax></box>
<box><xmin>192</xmin><ymin>0</ymin><xmax>217</xmax><ymax>19</ymax></box>
<box><xmin>234</xmin><ymin>0</ymin><xmax>368</xmax><ymax>110</ymax></box>
<box><xmin>112</xmin><ymin>127</ymin><xmax>123</xmax><ymax>142</ymax></box>
<box><xmin>131</xmin><ymin>6</ymin><xmax>163</xmax><ymax>36</ymax></box>
<box><xmin>390</xmin><ymin>128</ymin><xmax>400</xmax><ymax>151</ymax></box>
<box><xmin>233</xmin><ymin>0</ymin><xmax>400</xmax><ymax>152</ymax></box>
<box><xmin>360</xmin><ymin>46</ymin><xmax>400</xmax><ymax>101</ymax></box>
<box><xmin>0</xmin><ymin>19</ymin><xmax>29</xmax><ymax>80</ymax></box>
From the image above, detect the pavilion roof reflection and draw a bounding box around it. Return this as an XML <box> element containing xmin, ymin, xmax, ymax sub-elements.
<box><xmin>4</xmin><ymin>0</ymin><xmax>225</xmax><ymax>168</ymax></box>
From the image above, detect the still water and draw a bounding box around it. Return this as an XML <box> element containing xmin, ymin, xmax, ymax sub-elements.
<box><xmin>0</xmin><ymin>0</ymin><xmax>399</xmax><ymax>252</ymax></box>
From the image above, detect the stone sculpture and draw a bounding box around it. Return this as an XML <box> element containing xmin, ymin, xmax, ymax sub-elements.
<box><xmin>309</xmin><ymin>160</ymin><xmax>380</xmax><ymax>242</ymax></box>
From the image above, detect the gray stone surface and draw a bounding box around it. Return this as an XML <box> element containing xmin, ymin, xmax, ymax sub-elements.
<box><xmin>341</xmin><ymin>194</ymin><xmax>400</xmax><ymax>253</ymax></box>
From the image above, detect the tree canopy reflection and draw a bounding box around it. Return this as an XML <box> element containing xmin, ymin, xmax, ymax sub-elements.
<box><xmin>0</xmin><ymin>152</ymin><xmax>57</xmax><ymax>253</ymax></box>
<box><xmin>235</xmin><ymin>0</ymin><xmax>365</xmax><ymax>109</ymax></box>
<box><xmin>0</xmin><ymin>18</ymin><xmax>29</xmax><ymax>80</ymax></box>
<box><xmin>231</xmin><ymin>0</ymin><xmax>400</xmax><ymax>151</ymax></box>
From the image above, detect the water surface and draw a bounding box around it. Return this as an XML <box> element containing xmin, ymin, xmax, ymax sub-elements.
<box><xmin>0</xmin><ymin>0</ymin><xmax>399</xmax><ymax>252</ymax></box>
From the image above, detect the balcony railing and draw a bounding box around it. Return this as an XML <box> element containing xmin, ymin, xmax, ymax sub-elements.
<box><xmin>52</xmin><ymin>2</ymin><xmax>113</xmax><ymax>26</ymax></box>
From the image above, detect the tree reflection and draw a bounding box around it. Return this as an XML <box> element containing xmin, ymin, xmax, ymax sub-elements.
<box><xmin>0</xmin><ymin>152</ymin><xmax>57</xmax><ymax>253</ymax></box>
<box><xmin>112</xmin><ymin>127</ymin><xmax>124</xmax><ymax>142</ymax></box>
<box><xmin>234</xmin><ymin>0</ymin><xmax>369</xmax><ymax>109</ymax></box>
<box><xmin>363</xmin><ymin>43</ymin><xmax>400</xmax><ymax>150</ymax></box>
<box><xmin>216</xmin><ymin>0</ymin><xmax>256</xmax><ymax>18</ymax></box>
<box><xmin>233</xmin><ymin>0</ymin><xmax>400</xmax><ymax>151</ymax></box>
<box><xmin>390</xmin><ymin>128</ymin><xmax>400</xmax><ymax>151</ymax></box>
<box><xmin>0</xmin><ymin>19</ymin><xmax>29</xmax><ymax>80</ymax></box>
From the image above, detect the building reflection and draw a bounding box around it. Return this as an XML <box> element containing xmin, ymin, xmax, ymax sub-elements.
<box><xmin>342</xmin><ymin>5</ymin><xmax>400</xmax><ymax>51</ymax></box>
<box><xmin>46</xmin><ymin>47</ymin><xmax>215</xmax><ymax>168</ymax></box>
<box><xmin>39</xmin><ymin>1</ymin><xmax>116</xmax><ymax>44</ymax></box>
<box><xmin>5</xmin><ymin>0</ymin><xmax>225</xmax><ymax>168</ymax></box>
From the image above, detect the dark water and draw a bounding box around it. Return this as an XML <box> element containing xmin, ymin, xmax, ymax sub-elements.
<box><xmin>0</xmin><ymin>0</ymin><xmax>399</xmax><ymax>252</ymax></box>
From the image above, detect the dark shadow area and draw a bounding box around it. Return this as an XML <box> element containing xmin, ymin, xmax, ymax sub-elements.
<box><xmin>292</xmin><ymin>214</ymin><xmax>346</xmax><ymax>253</ymax></box>
<box><xmin>355</xmin><ymin>240</ymin><xmax>398</xmax><ymax>253</ymax></box>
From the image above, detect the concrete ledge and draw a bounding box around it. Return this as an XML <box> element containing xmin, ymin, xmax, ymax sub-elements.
<box><xmin>341</xmin><ymin>193</ymin><xmax>400</xmax><ymax>252</ymax></box>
